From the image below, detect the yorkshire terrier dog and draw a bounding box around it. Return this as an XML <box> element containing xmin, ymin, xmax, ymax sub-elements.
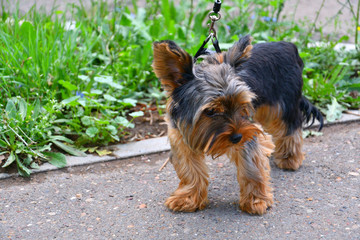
<box><xmin>152</xmin><ymin>35</ymin><xmax>323</xmax><ymax>215</ymax></box>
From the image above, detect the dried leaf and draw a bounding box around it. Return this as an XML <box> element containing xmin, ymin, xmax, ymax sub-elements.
<box><xmin>95</xmin><ymin>149</ymin><xmax>112</xmax><ymax>156</ymax></box>
<box><xmin>138</xmin><ymin>203</ymin><xmax>147</xmax><ymax>209</ymax></box>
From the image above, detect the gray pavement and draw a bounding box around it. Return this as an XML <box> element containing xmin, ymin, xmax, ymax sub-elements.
<box><xmin>1</xmin><ymin>122</ymin><xmax>359</xmax><ymax>239</ymax></box>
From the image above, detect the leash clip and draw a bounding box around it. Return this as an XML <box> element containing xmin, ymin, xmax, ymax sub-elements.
<box><xmin>207</xmin><ymin>11</ymin><xmax>221</xmax><ymax>38</ymax></box>
<box><xmin>193</xmin><ymin>0</ymin><xmax>223</xmax><ymax>63</ymax></box>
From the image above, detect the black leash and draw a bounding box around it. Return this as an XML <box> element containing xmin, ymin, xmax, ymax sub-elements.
<box><xmin>193</xmin><ymin>0</ymin><xmax>222</xmax><ymax>63</ymax></box>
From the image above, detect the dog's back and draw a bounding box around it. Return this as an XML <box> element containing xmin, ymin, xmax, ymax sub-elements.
<box><xmin>237</xmin><ymin>41</ymin><xmax>303</xmax><ymax>108</ymax></box>
<box><xmin>235</xmin><ymin>40</ymin><xmax>322</xmax><ymax>133</ymax></box>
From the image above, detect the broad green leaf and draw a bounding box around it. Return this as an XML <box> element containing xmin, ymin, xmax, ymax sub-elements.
<box><xmin>30</xmin><ymin>162</ymin><xmax>40</xmax><ymax>169</ymax></box>
<box><xmin>78</xmin><ymin>98</ymin><xmax>86</xmax><ymax>107</ymax></box>
<box><xmin>90</xmin><ymin>89</ymin><xmax>103</xmax><ymax>95</ymax></box>
<box><xmin>94</xmin><ymin>75</ymin><xmax>113</xmax><ymax>84</ymax></box>
<box><xmin>78</xmin><ymin>75</ymin><xmax>90</xmax><ymax>82</ymax></box>
<box><xmin>81</xmin><ymin>116</ymin><xmax>93</xmax><ymax>126</ymax></box>
<box><xmin>121</xmin><ymin>98</ymin><xmax>137</xmax><ymax>107</ymax></box>
<box><xmin>104</xmin><ymin>94</ymin><xmax>117</xmax><ymax>102</ymax></box>
<box><xmin>111</xmin><ymin>134</ymin><xmax>120</xmax><ymax>141</ymax></box>
<box><xmin>5</xmin><ymin>99</ymin><xmax>16</xmax><ymax>119</ymax></box>
<box><xmin>325</xmin><ymin>97</ymin><xmax>346</xmax><ymax>122</ymax></box>
<box><xmin>36</xmin><ymin>143</ymin><xmax>52</xmax><ymax>152</ymax></box>
<box><xmin>32</xmin><ymin>99</ymin><xmax>41</xmax><ymax>119</ymax></box>
<box><xmin>106</xmin><ymin>125</ymin><xmax>117</xmax><ymax>135</ymax></box>
<box><xmin>51</xmin><ymin>140</ymin><xmax>86</xmax><ymax>157</ymax></box>
<box><xmin>58</xmin><ymin>80</ymin><xmax>78</xmax><ymax>91</ymax></box>
<box><xmin>20</xmin><ymin>21</ymin><xmax>35</xmax><ymax>35</ymax></box>
<box><xmin>19</xmin><ymin>21</ymin><xmax>35</xmax><ymax>45</ymax></box>
<box><xmin>95</xmin><ymin>119</ymin><xmax>109</xmax><ymax>125</ymax></box>
<box><xmin>129</xmin><ymin>111</ymin><xmax>144</xmax><ymax>118</ymax></box>
<box><xmin>108</xmin><ymin>82</ymin><xmax>123</xmax><ymax>90</ymax></box>
<box><xmin>23</xmin><ymin>155</ymin><xmax>32</xmax><ymax>165</ymax></box>
<box><xmin>18</xmin><ymin>98</ymin><xmax>27</xmax><ymax>121</ymax></box>
<box><xmin>61</xmin><ymin>96</ymin><xmax>80</xmax><ymax>105</ymax></box>
<box><xmin>43</xmin><ymin>152</ymin><xmax>67</xmax><ymax>168</ymax></box>
<box><xmin>2</xmin><ymin>151</ymin><xmax>15</xmax><ymax>168</ymax></box>
<box><xmin>86</xmin><ymin>127</ymin><xmax>99</xmax><ymax>138</ymax></box>
<box><xmin>114</xmin><ymin>116</ymin><xmax>133</xmax><ymax>128</ymax></box>
<box><xmin>74</xmin><ymin>107</ymin><xmax>85</xmax><ymax>117</ymax></box>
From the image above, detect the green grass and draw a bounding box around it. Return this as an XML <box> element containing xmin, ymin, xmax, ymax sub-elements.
<box><xmin>0</xmin><ymin>0</ymin><xmax>359</xmax><ymax>176</ymax></box>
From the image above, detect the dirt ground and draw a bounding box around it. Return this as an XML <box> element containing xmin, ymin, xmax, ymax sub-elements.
<box><xmin>2</xmin><ymin>0</ymin><xmax>358</xmax><ymax>43</ymax></box>
<box><xmin>0</xmin><ymin>122</ymin><xmax>359</xmax><ymax>239</ymax></box>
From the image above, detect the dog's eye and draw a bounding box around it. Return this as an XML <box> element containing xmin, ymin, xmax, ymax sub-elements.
<box><xmin>204</xmin><ymin>109</ymin><xmax>216</xmax><ymax>117</ymax></box>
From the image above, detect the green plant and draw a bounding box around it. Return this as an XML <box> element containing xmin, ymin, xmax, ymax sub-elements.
<box><xmin>300</xmin><ymin>40</ymin><xmax>360</xmax><ymax>120</ymax></box>
<box><xmin>0</xmin><ymin>0</ymin><xmax>359</xmax><ymax>176</ymax></box>
<box><xmin>0</xmin><ymin>97</ymin><xmax>85</xmax><ymax>176</ymax></box>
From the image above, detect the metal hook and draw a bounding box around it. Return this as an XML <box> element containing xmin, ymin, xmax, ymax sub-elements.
<box><xmin>207</xmin><ymin>11</ymin><xmax>221</xmax><ymax>38</ymax></box>
<box><xmin>208</xmin><ymin>11</ymin><xmax>221</xmax><ymax>21</ymax></box>
<box><xmin>208</xmin><ymin>21</ymin><xmax>216</xmax><ymax>37</ymax></box>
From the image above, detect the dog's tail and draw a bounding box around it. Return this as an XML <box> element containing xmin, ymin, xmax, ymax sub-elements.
<box><xmin>299</xmin><ymin>96</ymin><xmax>324</xmax><ymax>131</ymax></box>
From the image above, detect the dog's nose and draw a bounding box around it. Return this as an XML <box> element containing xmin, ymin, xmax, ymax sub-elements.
<box><xmin>230</xmin><ymin>133</ymin><xmax>242</xmax><ymax>144</ymax></box>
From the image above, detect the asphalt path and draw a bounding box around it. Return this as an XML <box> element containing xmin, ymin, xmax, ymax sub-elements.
<box><xmin>1</xmin><ymin>122</ymin><xmax>359</xmax><ymax>239</ymax></box>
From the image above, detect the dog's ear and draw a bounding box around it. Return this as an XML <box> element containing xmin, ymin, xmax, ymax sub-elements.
<box><xmin>152</xmin><ymin>40</ymin><xmax>194</xmax><ymax>95</ymax></box>
<box><xmin>224</xmin><ymin>35</ymin><xmax>253</xmax><ymax>68</ymax></box>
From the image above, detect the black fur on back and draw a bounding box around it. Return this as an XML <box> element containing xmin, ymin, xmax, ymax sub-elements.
<box><xmin>235</xmin><ymin>39</ymin><xmax>323</xmax><ymax>134</ymax></box>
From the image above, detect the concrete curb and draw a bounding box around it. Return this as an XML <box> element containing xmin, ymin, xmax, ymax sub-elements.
<box><xmin>308</xmin><ymin>110</ymin><xmax>360</xmax><ymax>129</ymax></box>
<box><xmin>0</xmin><ymin>110</ymin><xmax>359</xmax><ymax>180</ymax></box>
<box><xmin>0</xmin><ymin>136</ymin><xmax>171</xmax><ymax>180</ymax></box>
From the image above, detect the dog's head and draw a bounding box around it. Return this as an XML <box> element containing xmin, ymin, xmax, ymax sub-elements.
<box><xmin>152</xmin><ymin>35</ymin><xmax>262</xmax><ymax>157</ymax></box>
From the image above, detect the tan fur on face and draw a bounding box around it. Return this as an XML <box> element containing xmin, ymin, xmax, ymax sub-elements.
<box><xmin>254</xmin><ymin>104</ymin><xmax>305</xmax><ymax>170</ymax></box>
<box><xmin>207</xmin><ymin>122</ymin><xmax>263</xmax><ymax>158</ymax></box>
<box><xmin>185</xmin><ymin>91</ymin><xmax>258</xmax><ymax>157</ymax></box>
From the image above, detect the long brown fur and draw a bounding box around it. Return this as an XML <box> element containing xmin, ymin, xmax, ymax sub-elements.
<box><xmin>227</xmin><ymin>128</ymin><xmax>274</xmax><ymax>214</ymax></box>
<box><xmin>166</xmin><ymin>125</ymin><xmax>209</xmax><ymax>212</ymax></box>
<box><xmin>254</xmin><ymin>105</ymin><xmax>304</xmax><ymax>170</ymax></box>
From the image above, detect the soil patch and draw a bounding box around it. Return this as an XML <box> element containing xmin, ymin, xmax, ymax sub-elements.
<box><xmin>124</xmin><ymin>105</ymin><xmax>168</xmax><ymax>142</ymax></box>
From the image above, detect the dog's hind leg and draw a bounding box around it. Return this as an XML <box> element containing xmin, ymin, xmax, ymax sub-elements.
<box><xmin>164</xmin><ymin>127</ymin><xmax>209</xmax><ymax>212</ymax></box>
<box><xmin>254</xmin><ymin>104</ymin><xmax>305</xmax><ymax>170</ymax></box>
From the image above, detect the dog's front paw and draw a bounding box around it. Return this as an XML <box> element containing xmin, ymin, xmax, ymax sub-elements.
<box><xmin>239</xmin><ymin>195</ymin><xmax>273</xmax><ymax>215</ymax></box>
<box><xmin>165</xmin><ymin>194</ymin><xmax>208</xmax><ymax>212</ymax></box>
